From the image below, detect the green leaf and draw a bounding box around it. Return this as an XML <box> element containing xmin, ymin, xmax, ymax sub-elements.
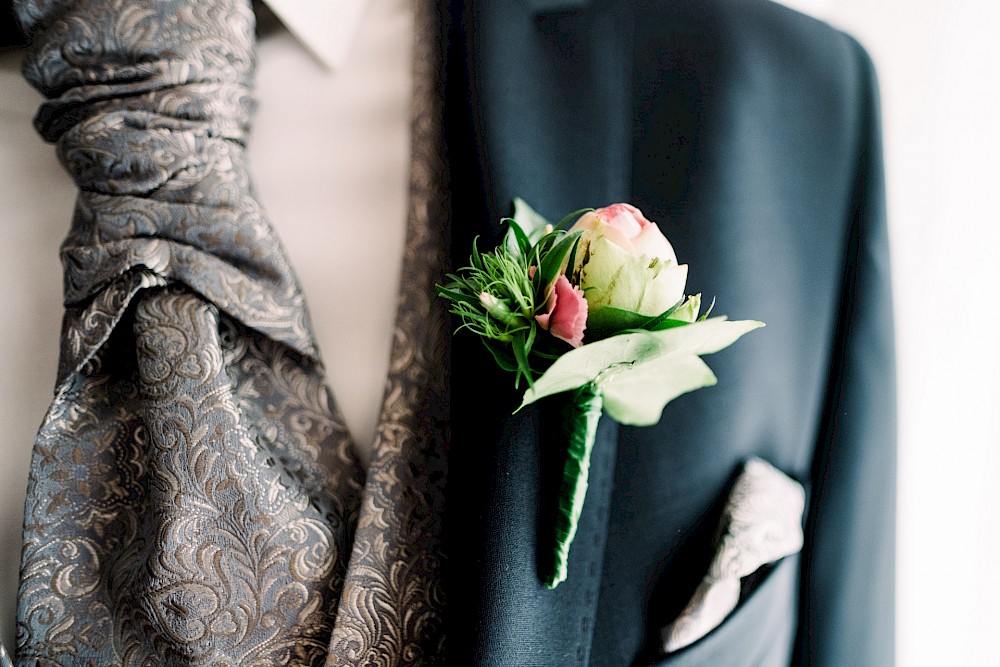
<box><xmin>471</xmin><ymin>237</ymin><xmax>484</xmax><ymax>271</ymax></box>
<box><xmin>525</xmin><ymin>318</ymin><xmax>538</xmax><ymax>357</ymax></box>
<box><xmin>668</xmin><ymin>294</ymin><xmax>701</xmax><ymax>324</ymax></box>
<box><xmin>585</xmin><ymin>306</ymin><xmax>652</xmax><ymax>336</ymax></box>
<box><xmin>554</xmin><ymin>208</ymin><xmax>594</xmax><ymax>230</ymax></box>
<box><xmin>517</xmin><ymin>317</ymin><xmax>764</xmax><ymax>424</ymax></box>
<box><xmin>504</xmin><ymin>217</ymin><xmax>532</xmax><ymax>258</ymax></box>
<box><xmin>534</xmin><ymin>231</ymin><xmax>583</xmax><ymax>305</ymax></box>
<box><xmin>545</xmin><ymin>384</ymin><xmax>602</xmax><ymax>588</ymax></box>
<box><xmin>527</xmin><ymin>229</ymin><xmax>561</xmax><ymax>269</ymax></box>
<box><xmin>511</xmin><ymin>330</ymin><xmax>534</xmax><ymax>389</ymax></box>
<box><xmin>640</xmin><ymin>318</ymin><xmax>689</xmax><ymax>332</ymax></box>
<box><xmin>564</xmin><ymin>233</ymin><xmax>581</xmax><ymax>281</ymax></box>
<box><xmin>584</xmin><ymin>296</ymin><xmax>689</xmax><ymax>338</ymax></box>
<box><xmin>513</xmin><ymin>198</ymin><xmax>554</xmax><ymax>244</ymax></box>
<box><xmin>698</xmin><ymin>296</ymin><xmax>717</xmax><ymax>321</ymax></box>
<box><xmin>437</xmin><ymin>284</ymin><xmax>481</xmax><ymax>306</ymax></box>
<box><xmin>483</xmin><ymin>339</ymin><xmax>518</xmax><ymax>373</ymax></box>
<box><xmin>602</xmin><ymin>354</ymin><xmax>716</xmax><ymax>425</ymax></box>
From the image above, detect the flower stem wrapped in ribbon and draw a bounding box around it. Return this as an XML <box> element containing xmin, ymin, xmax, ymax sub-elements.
<box><xmin>438</xmin><ymin>199</ymin><xmax>763</xmax><ymax>588</ymax></box>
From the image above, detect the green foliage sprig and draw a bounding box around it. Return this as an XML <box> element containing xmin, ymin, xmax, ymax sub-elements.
<box><xmin>438</xmin><ymin>204</ymin><xmax>585</xmax><ymax>388</ymax></box>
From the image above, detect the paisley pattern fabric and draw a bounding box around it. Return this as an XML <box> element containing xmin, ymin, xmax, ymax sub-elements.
<box><xmin>325</xmin><ymin>0</ymin><xmax>450</xmax><ymax>660</ymax></box>
<box><xmin>10</xmin><ymin>0</ymin><xmax>449</xmax><ymax>663</ymax></box>
<box><xmin>660</xmin><ymin>458</ymin><xmax>805</xmax><ymax>653</ymax></box>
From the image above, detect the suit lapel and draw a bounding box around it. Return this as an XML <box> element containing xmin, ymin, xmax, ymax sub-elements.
<box><xmin>445</xmin><ymin>0</ymin><xmax>633</xmax><ymax>257</ymax></box>
<box><xmin>443</xmin><ymin>1</ymin><xmax>635</xmax><ymax>663</ymax></box>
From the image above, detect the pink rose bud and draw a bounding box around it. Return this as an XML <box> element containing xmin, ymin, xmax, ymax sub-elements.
<box><xmin>592</xmin><ymin>203</ymin><xmax>651</xmax><ymax>237</ymax></box>
<box><xmin>535</xmin><ymin>275</ymin><xmax>588</xmax><ymax>347</ymax></box>
<box><xmin>571</xmin><ymin>203</ymin><xmax>677</xmax><ymax>262</ymax></box>
<box><xmin>567</xmin><ymin>203</ymin><xmax>688</xmax><ymax>326</ymax></box>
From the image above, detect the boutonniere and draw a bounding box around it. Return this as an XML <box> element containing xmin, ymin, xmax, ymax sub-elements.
<box><xmin>438</xmin><ymin>199</ymin><xmax>763</xmax><ymax>588</ymax></box>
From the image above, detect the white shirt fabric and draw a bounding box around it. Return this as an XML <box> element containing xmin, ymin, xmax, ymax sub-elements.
<box><xmin>0</xmin><ymin>0</ymin><xmax>414</xmax><ymax>648</ymax></box>
<box><xmin>253</xmin><ymin>0</ymin><xmax>414</xmax><ymax>463</ymax></box>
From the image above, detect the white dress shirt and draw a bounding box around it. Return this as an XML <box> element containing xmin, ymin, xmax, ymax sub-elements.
<box><xmin>0</xmin><ymin>0</ymin><xmax>414</xmax><ymax>647</ymax></box>
<box><xmin>253</xmin><ymin>0</ymin><xmax>414</xmax><ymax>464</ymax></box>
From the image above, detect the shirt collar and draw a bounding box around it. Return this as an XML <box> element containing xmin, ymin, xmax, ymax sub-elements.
<box><xmin>260</xmin><ymin>0</ymin><xmax>369</xmax><ymax>70</ymax></box>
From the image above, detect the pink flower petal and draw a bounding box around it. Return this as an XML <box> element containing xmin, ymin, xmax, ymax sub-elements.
<box><xmin>594</xmin><ymin>203</ymin><xmax>653</xmax><ymax>239</ymax></box>
<box><xmin>535</xmin><ymin>275</ymin><xmax>587</xmax><ymax>347</ymax></box>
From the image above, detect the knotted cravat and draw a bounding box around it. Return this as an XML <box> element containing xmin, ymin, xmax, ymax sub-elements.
<box><xmin>9</xmin><ymin>0</ymin><xmax>449</xmax><ymax>663</ymax></box>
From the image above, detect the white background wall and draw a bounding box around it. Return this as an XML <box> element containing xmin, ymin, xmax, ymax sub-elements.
<box><xmin>779</xmin><ymin>1</ymin><xmax>1000</xmax><ymax>665</ymax></box>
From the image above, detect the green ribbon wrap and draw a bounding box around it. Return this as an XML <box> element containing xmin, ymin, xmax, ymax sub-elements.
<box><xmin>545</xmin><ymin>383</ymin><xmax>604</xmax><ymax>589</ymax></box>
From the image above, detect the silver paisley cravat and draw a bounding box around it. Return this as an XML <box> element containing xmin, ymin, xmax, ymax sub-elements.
<box><xmin>660</xmin><ymin>458</ymin><xmax>806</xmax><ymax>654</ymax></box>
<box><xmin>8</xmin><ymin>0</ymin><xmax>449</xmax><ymax>664</ymax></box>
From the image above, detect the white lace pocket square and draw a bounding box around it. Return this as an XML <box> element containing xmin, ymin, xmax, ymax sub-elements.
<box><xmin>660</xmin><ymin>457</ymin><xmax>805</xmax><ymax>654</ymax></box>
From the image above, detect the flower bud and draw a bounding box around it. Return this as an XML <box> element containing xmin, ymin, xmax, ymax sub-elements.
<box><xmin>479</xmin><ymin>292</ymin><xmax>521</xmax><ymax>327</ymax></box>
<box><xmin>569</xmin><ymin>204</ymin><xmax>688</xmax><ymax>333</ymax></box>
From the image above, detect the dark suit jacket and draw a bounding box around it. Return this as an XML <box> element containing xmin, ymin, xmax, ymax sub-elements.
<box><xmin>442</xmin><ymin>1</ymin><xmax>895</xmax><ymax>666</ymax></box>
<box><xmin>0</xmin><ymin>0</ymin><xmax>893</xmax><ymax>664</ymax></box>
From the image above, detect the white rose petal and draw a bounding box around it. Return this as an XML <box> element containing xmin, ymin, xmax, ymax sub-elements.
<box><xmin>580</xmin><ymin>237</ymin><xmax>688</xmax><ymax>316</ymax></box>
<box><xmin>631</xmin><ymin>223</ymin><xmax>677</xmax><ymax>263</ymax></box>
<box><xmin>646</xmin><ymin>260</ymin><xmax>688</xmax><ymax>316</ymax></box>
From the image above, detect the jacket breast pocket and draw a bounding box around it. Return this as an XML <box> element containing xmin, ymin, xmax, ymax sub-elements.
<box><xmin>650</xmin><ymin>457</ymin><xmax>806</xmax><ymax>666</ymax></box>
<box><xmin>651</xmin><ymin>551</ymin><xmax>800</xmax><ymax>667</ymax></box>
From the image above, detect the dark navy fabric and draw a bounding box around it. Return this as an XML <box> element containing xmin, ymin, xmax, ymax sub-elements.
<box><xmin>443</xmin><ymin>1</ymin><xmax>894</xmax><ymax>666</ymax></box>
